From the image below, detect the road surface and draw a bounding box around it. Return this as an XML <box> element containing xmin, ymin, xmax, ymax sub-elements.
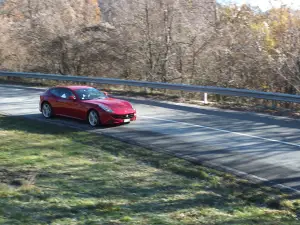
<box><xmin>1</xmin><ymin>84</ymin><xmax>300</xmax><ymax>192</ymax></box>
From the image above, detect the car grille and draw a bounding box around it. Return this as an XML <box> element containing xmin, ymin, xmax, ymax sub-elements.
<box><xmin>112</xmin><ymin>113</ymin><xmax>134</xmax><ymax>119</ymax></box>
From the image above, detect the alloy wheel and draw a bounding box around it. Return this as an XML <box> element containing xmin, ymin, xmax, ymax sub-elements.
<box><xmin>42</xmin><ymin>103</ymin><xmax>52</xmax><ymax>118</ymax></box>
<box><xmin>88</xmin><ymin>110</ymin><xmax>99</xmax><ymax>127</ymax></box>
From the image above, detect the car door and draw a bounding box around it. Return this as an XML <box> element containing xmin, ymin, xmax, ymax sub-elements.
<box><xmin>48</xmin><ymin>88</ymin><xmax>65</xmax><ymax>115</ymax></box>
<box><xmin>55</xmin><ymin>88</ymin><xmax>79</xmax><ymax>118</ymax></box>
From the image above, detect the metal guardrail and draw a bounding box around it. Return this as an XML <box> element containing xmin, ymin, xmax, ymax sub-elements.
<box><xmin>1</xmin><ymin>71</ymin><xmax>300</xmax><ymax>103</ymax></box>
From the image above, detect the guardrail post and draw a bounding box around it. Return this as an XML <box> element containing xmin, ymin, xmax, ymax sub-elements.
<box><xmin>204</xmin><ymin>93</ymin><xmax>208</xmax><ymax>104</ymax></box>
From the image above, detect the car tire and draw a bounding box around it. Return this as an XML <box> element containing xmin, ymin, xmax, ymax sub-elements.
<box><xmin>88</xmin><ymin>110</ymin><xmax>100</xmax><ymax>127</ymax></box>
<box><xmin>42</xmin><ymin>102</ymin><xmax>53</xmax><ymax>118</ymax></box>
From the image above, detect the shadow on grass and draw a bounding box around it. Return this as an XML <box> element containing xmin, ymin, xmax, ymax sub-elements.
<box><xmin>0</xmin><ymin>114</ymin><xmax>125</xmax><ymax>135</ymax></box>
<box><xmin>0</xmin><ymin>115</ymin><xmax>75</xmax><ymax>135</ymax></box>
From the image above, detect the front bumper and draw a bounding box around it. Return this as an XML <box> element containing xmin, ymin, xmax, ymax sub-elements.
<box><xmin>100</xmin><ymin>112</ymin><xmax>137</xmax><ymax>125</ymax></box>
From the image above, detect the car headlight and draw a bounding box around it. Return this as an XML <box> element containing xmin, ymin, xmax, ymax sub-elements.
<box><xmin>98</xmin><ymin>104</ymin><xmax>113</xmax><ymax>113</ymax></box>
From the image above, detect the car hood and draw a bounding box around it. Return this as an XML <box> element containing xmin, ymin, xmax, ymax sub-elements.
<box><xmin>84</xmin><ymin>98</ymin><xmax>135</xmax><ymax>114</ymax></box>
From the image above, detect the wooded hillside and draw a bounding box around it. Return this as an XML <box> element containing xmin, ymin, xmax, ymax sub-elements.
<box><xmin>1</xmin><ymin>0</ymin><xmax>300</xmax><ymax>95</ymax></box>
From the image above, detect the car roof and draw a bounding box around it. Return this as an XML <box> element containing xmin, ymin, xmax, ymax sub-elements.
<box><xmin>53</xmin><ymin>86</ymin><xmax>93</xmax><ymax>90</ymax></box>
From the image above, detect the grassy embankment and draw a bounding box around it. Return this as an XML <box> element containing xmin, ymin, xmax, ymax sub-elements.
<box><xmin>0</xmin><ymin>115</ymin><xmax>300</xmax><ymax>224</ymax></box>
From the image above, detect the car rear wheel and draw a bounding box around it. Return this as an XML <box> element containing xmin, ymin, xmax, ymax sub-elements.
<box><xmin>42</xmin><ymin>102</ymin><xmax>53</xmax><ymax>118</ymax></box>
<box><xmin>88</xmin><ymin>110</ymin><xmax>99</xmax><ymax>127</ymax></box>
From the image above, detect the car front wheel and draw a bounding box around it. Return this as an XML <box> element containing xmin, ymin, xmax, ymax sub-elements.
<box><xmin>42</xmin><ymin>102</ymin><xmax>53</xmax><ymax>118</ymax></box>
<box><xmin>88</xmin><ymin>110</ymin><xmax>99</xmax><ymax>127</ymax></box>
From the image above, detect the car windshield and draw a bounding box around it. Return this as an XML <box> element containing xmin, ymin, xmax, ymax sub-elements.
<box><xmin>74</xmin><ymin>88</ymin><xmax>107</xmax><ymax>100</ymax></box>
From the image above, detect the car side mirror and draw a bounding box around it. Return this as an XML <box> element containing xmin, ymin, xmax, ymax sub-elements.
<box><xmin>68</xmin><ymin>96</ymin><xmax>76</xmax><ymax>101</ymax></box>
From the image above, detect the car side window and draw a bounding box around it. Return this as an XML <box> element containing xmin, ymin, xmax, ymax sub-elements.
<box><xmin>59</xmin><ymin>88</ymin><xmax>74</xmax><ymax>99</ymax></box>
<box><xmin>50</xmin><ymin>88</ymin><xmax>61</xmax><ymax>97</ymax></box>
<box><xmin>50</xmin><ymin>88</ymin><xmax>74</xmax><ymax>99</ymax></box>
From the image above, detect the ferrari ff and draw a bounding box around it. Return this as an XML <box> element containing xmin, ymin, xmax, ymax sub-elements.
<box><xmin>39</xmin><ymin>86</ymin><xmax>136</xmax><ymax>126</ymax></box>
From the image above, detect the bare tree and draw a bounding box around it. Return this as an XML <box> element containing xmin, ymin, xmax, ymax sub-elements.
<box><xmin>4</xmin><ymin>0</ymin><xmax>300</xmax><ymax>101</ymax></box>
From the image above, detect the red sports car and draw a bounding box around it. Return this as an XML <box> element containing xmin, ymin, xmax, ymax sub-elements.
<box><xmin>39</xmin><ymin>86</ymin><xmax>136</xmax><ymax>126</ymax></box>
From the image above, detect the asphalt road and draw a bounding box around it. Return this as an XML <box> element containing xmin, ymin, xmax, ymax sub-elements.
<box><xmin>2</xmin><ymin>84</ymin><xmax>300</xmax><ymax>192</ymax></box>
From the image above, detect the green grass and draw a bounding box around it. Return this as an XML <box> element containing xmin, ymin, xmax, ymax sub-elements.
<box><xmin>0</xmin><ymin>115</ymin><xmax>300</xmax><ymax>224</ymax></box>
